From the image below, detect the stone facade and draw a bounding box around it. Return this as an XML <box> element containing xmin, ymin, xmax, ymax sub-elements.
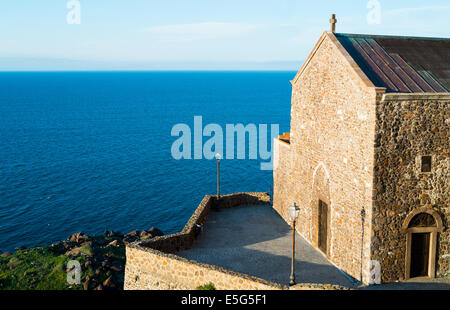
<box><xmin>273</xmin><ymin>31</ymin><xmax>449</xmax><ymax>284</ymax></box>
<box><xmin>372</xmin><ymin>94</ymin><xmax>449</xmax><ymax>281</ymax></box>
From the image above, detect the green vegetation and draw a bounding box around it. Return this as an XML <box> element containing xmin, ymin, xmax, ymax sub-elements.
<box><xmin>0</xmin><ymin>228</ymin><xmax>163</xmax><ymax>290</ymax></box>
<box><xmin>0</xmin><ymin>247</ymin><xmax>85</xmax><ymax>290</ymax></box>
<box><xmin>196</xmin><ymin>283</ymin><xmax>216</xmax><ymax>290</ymax></box>
<box><xmin>0</xmin><ymin>236</ymin><xmax>126</xmax><ymax>290</ymax></box>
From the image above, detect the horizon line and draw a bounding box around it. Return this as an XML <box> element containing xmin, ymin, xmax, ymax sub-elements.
<box><xmin>0</xmin><ymin>69</ymin><xmax>299</xmax><ymax>73</ymax></box>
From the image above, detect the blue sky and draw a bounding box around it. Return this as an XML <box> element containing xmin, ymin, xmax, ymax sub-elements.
<box><xmin>1</xmin><ymin>0</ymin><xmax>449</xmax><ymax>71</ymax></box>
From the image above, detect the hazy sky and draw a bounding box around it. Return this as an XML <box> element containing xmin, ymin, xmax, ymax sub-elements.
<box><xmin>1</xmin><ymin>0</ymin><xmax>449</xmax><ymax>70</ymax></box>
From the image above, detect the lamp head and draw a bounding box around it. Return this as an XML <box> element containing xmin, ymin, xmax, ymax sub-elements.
<box><xmin>215</xmin><ymin>153</ymin><xmax>222</xmax><ymax>161</ymax></box>
<box><xmin>288</xmin><ymin>203</ymin><xmax>300</xmax><ymax>221</ymax></box>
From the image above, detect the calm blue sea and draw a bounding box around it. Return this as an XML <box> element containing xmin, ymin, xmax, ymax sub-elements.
<box><xmin>0</xmin><ymin>72</ymin><xmax>293</xmax><ymax>252</ymax></box>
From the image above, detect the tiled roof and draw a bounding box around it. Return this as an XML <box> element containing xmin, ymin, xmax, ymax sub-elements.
<box><xmin>278</xmin><ymin>132</ymin><xmax>290</xmax><ymax>144</ymax></box>
<box><xmin>336</xmin><ymin>33</ymin><xmax>450</xmax><ymax>93</ymax></box>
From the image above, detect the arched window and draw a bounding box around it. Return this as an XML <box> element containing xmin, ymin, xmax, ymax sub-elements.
<box><xmin>408</xmin><ymin>213</ymin><xmax>436</xmax><ymax>228</ymax></box>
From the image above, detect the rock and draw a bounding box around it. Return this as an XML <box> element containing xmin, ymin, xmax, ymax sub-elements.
<box><xmin>77</xmin><ymin>234</ymin><xmax>89</xmax><ymax>242</ymax></box>
<box><xmin>69</xmin><ymin>233</ymin><xmax>78</xmax><ymax>242</ymax></box>
<box><xmin>122</xmin><ymin>236</ymin><xmax>138</xmax><ymax>245</ymax></box>
<box><xmin>15</xmin><ymin>246</ymin><xmax>26</xmax><ymax>251</ymax></box>
<box><xmin>140</xmin><ymin>231</ymin><xmax>151</xmax><ymax>239</ymax></box>
<box><xmin>69</xmin><ymin>232</ymin><xmax>89</xmax><ymax>243</ymax></box>
<box><xmin>65</xmin><ymin>245</ymin><xmax>93</xmax><ymax>257</ymax></box>
<box><xmin>65</xmin><ymin>247</ymin><xmax>82</xmax><ymax>256</ymax></box>
<box><xmin>1</xmin><ymin>252</ymin><xmax>11</xmax><ymax>258</ymax></box>
<box><xmin>109</xmin><ymin>231</ymin><xmax>123</xmax><ymax>238</ymax></box>
<box><xmin>103</xmin><ymin>276</ymin><xmax>115</xmax><ymax>289</ymax></box>
<box><xmin>126</xmin><ymin>230</ymin><xmax>140</xmax><ymax>237</ymax></box>
<box><xmin>80</xmin><ymin>241</ymin><xmax>92</xmax><ymax>247</ymax></box>
<box><xmin>83</xmin><ymin>276</ymin><xmax>90</xmax><ymax>290</ymax></box>
<box><xmin>107</xmin><ymin>240</ymin><xmax>119</xmax><ymax>248</ymax></box>
<box><xmin>148</xmin><ymin>227</ymin><xmax>164</xmax><ymax>237</ymax></box>
<box><xmin>109</xmin><ymin>265</ymin><xmax>122</xmax><ymax>272</ymax></box>
<box><xmin>101</xmin><ymin>260</ymin><xmax>110</xmax><ymax>268</ymax></box>
<box><xmin>140</xmin><ymin>227</ymin><xmax>163</xmax><ymax>240</ymax></box>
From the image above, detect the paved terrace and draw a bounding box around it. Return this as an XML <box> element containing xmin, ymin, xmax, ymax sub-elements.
<box><xmin>179</xmin><ymin>204</ymin><xmax>356</xmax><ymax>288</ymax></box>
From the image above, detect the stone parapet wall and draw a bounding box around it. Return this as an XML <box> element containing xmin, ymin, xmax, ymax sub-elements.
<box><xmin>124</xmin><ymin>245</ymin><xmax>283</xmax><ymax>290</ymax></box>
<box><xmin>215</xmin><ymin>192</ymin><xmax>272</xmax><ymax>209</ymax></box>
<box><xmin>125</xmin><ymin>192</ymin><xmax>282</xmax><ymax>290</ymax></box>
<box><xmin>137</xmin><ymin>193</ymin><xmax>271</xmax><ymax>254</ymax></box>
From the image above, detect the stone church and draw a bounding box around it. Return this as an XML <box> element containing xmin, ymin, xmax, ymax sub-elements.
<box><xmin>273</xmin><ymin>18</ymin><xmax>449</xmax><ymax>284</ymax></box>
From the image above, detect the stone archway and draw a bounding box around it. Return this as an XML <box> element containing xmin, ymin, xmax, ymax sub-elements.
<box><xmin>311</xmin><ymin>163</ymin><xmax>332</xmax><ymax>256</ymax></box>
<box><xmin>402</xmin><ymin>207</ymin><xmax>444</xmax><ymax>279</ymax></box>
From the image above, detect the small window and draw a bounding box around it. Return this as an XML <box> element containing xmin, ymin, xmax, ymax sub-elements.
<box><xmin>421</xmin><ymin>156</ymin><xmax>432</xmax><ymax>173</ymax></box>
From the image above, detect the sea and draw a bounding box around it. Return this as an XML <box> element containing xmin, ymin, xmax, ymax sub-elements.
<box><xmin>0</xmin><ymin>71</ymin><xmax>293</xmax><ymax>252</ymax></box>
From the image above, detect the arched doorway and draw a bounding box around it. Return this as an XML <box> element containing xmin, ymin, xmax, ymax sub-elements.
<box><xmin>311</xmin><ymin>163</ymin><xmax>331</xmax><ymax>256</ymax></box>
<box><xmin>402</xmin><ymin>208</ymin><xmax>444</xmax><ymax>279</ymax></box>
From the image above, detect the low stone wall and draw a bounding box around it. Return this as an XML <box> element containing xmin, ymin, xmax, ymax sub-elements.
<box><xmin>125</xmin><ymin>192</ymin><xmax>280</xmax><ymax>290</ymax></box>
<box><xmin>125</xmin><ymin>244</ymin><xmax>283</xmax><ymax>290</ymax></box>
<box><xmin>124</xmin><ymin>192</ymin><xmax>346</xmax><ymax>290</ymax></box>
<box><xmin>137</xmin><ymin>193</ymin><xmax>271</xmax><ymax>254</ymax></box>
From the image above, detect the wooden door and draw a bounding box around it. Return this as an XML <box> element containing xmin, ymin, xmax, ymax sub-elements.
<box><xmin>318</xmin><ymin>200</ymin><xmax>328</xmax><ymax>254</ymax></box>
<box><xmin>410</xmin><ymin>233</ymin><xmax>430</xmax><ymax>278</ymax></box>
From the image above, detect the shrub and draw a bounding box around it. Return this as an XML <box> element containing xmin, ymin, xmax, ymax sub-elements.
<box><xmin>196</xmin><ymin>283</ymin><xmax>216</xmax><ymax>290</ymax></box>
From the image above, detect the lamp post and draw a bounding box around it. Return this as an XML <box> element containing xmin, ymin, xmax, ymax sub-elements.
<box><xmin>360</xmin><ymin>207</ymin><xmax>366</xmax><ymax>282</ymax></box>
<box><xmin>288</xmin><ymin>203</ymin><xmax>300</xmax><ymax>286</ymax></box>
<box><xmin>215</xmin><ymin>153</ymin><xmax>221</xmax><ymax>200</ymax></box>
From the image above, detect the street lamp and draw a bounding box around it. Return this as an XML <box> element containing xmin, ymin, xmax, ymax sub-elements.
<box><xmin>215</xmin><ymin>153</ymin><xmax>222</xmax><ymax>200</ymax></box>
<box><xmin>288</xmin><ymin>203</ymin><xmax>300</xmax><ymax>286</ymax></box>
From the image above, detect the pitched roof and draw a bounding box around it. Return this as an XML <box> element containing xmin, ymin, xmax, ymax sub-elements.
<box><xmin>335</xmin><ymin>33</ymin><xmax>450</xmax><ymax>93</ymax></box>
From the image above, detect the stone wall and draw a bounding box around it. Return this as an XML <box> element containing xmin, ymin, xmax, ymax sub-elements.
<box><xmin>372</xmin><ymin>94</ymin><xmax>450</xmax><ymax>281</ymax></box>
<box><xmin>124</xmin><ymin>192</ymin><xmax>281</xmax><ymax>290</ymax></box>
<box><xmin>273</xmin><ymin>31</ymin><xmax>383</xmax><ymax>284</ymax></box>
<box><xmin>136</xmin><ymin>193</ymin><xmax>271</xmax><ymax>254</ymax></box>
<box><xmin>124</xmin><ymin>244</ymin><xmax>283</xmax><ymax>290</ymax></box>
<box><xmin>273</xmin><ymin>138</ymin><xmax>292</xmax><ymax>222</ymax></box>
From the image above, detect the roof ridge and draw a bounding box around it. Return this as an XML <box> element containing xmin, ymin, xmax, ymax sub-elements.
<box><xmin>335</xmin><ymin>32</ymin><xmax>450</xmax><ymax>42</ymax></box>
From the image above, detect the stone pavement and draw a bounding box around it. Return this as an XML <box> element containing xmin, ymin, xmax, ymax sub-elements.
<box><xmin>179</xmin><ymin>205</ymin><xmax>356</xmax><ymax>287</ymax></box>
